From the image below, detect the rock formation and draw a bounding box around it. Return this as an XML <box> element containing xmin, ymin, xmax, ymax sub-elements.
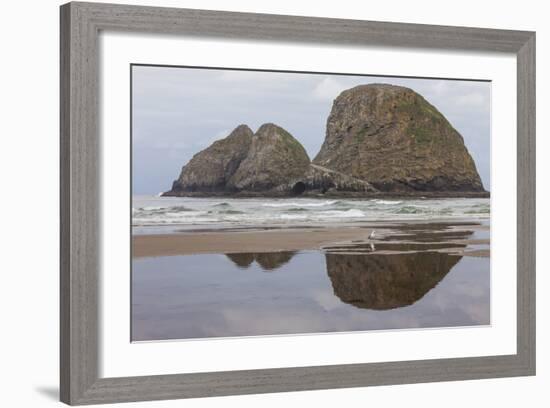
<box><xmin>163</xmin><ymin>83</ymin><xmax>487</xmax><ymax>197</ymax></box>
<box><xmin>285</xmin><ymin>163</ymin><xmax>378</xmax><ymax>195</ymax></box>
<box><xmin>167</xmin><ymin>124</ymin><xmax>254</xmax><ymax>194</ymax></box>
<box><xmin>165</xmin><ymin>123</ymin><xmax>310</xmax><ymax>196</ymax></box>
<box><xmin>313</xmin><ymin>84</ymin><xmax>485</xmax><ymax>193</ymax></box>
<box><xmin>228</xmin><ymin>123</ymin><xmax>310</xmax><ymax>192</ymax></box>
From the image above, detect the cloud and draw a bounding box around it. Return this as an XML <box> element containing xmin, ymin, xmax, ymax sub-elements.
<box><xmin>150</xmin><ymin>141</ymin><xmax>190</xmax><ymax>150</ymax></box>
<box><xmin>213</xmin><ymin>128</ymin><xmax>231</xmax><ymax>140</ymax></box>
<box><xmin>431</xmin><ymin>80</ymin><xmax>449</xmax><ymax>95</ymax></box>
<box><xmin>312</xmin><ymin>77</ymin><xmax>345</xmax><ymax>101</ymax></box>
<box><xmin>454</xmin><ymin>92</ymin><xmax>488</xmax><ymax>107</ymax></box>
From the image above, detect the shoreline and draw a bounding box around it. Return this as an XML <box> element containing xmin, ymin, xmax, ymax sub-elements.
<box><xmin>161</xmin><ymin>191</ymin><xmax>490</xmax><ymax>199</ymax></box>
<box><xmin>133</xmin><ymin>226</ymin><xmax>375</xmax><ymax>258</ymax></box>
<box><xmin>132</xmin><ymin>221</ymin><xmax>489</xmax><ymax>259</ymax></box>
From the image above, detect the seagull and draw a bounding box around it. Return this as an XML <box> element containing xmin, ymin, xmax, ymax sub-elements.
<box><xmin>367</xmin><ymin>230</ymin><xmax>376</xmax><ymax>252</ymax></box>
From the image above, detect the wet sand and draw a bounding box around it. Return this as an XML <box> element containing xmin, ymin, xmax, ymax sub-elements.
<box><xmin>133</xmin><ymin>226</ymin><xmax>374</xmax><ymax>257</ymax></box>
<box><xmin>132</xmin><ymin>220</ymin><xmax>490</xmax><ymax>340</ymax></box>
<box><xmin>132</xmin><ymin>222</ymin><xmax>489</xmax><ymax>258</ymax></box>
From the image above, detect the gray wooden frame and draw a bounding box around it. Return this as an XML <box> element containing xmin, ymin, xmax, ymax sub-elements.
<box><xmin>60</xmin><ymin>1</ymin><xmax>536</xmax><ymax>405</ymax></box>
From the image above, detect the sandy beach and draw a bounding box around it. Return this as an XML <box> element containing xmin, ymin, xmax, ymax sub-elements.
<box><xmin>132</xmin><ymin>221</ymin><xmax>489</xmax><ymax>258</ymax></box>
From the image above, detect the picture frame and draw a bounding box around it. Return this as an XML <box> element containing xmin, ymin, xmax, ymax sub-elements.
<box><xmin>60</xmin><ymin>1</ymin><xmax>536</xmax><ymax>405</ymax></box>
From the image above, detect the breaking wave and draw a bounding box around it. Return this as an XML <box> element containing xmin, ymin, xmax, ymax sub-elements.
<box><xmin>132</xmin><ymin>196</ymin><xmax>490</xmax><ymax>229</ymax></box>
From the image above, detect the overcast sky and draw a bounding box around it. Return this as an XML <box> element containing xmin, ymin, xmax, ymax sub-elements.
<box><xmin>132</xmin><ymin>65</ymin><xmax>491</xmax><ymax>194</ymax></box>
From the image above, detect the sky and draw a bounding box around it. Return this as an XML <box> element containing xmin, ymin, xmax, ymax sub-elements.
<box><xmin>132</xmin><ymin>65</ymin><xmax>491</xmax><ymax>194</ymax></box>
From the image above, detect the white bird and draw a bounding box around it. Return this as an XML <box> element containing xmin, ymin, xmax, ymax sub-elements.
<box><xmin>367</xmin><ymin>230</ymin><xmax>376</xmax><ymax>252</ymax></box>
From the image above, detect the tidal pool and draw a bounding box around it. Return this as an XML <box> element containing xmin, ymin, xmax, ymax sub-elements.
<box><xmin>131</xmin><ymin>248</ymin><xmax>490</xmax><ymax>341</ymax></box>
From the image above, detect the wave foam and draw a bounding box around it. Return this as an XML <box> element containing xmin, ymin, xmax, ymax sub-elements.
<box><xmin>373</xmin><ymin>200</ymin><xmax>403</xmax><ymax>205</ymax></box>
<box><xmin>321</xmin><ymin>209</ymin><xmax>365</xmax><ymax>218</ymax></box>
<box><xmin>132</xmin><ymin>195</ymin><xmax>490</xmax><ymax>227</ymax></box>
<box><xmin>263</xmin><ymin>200</ymin><xmax>338</xmax><ymax>208</ymax></box>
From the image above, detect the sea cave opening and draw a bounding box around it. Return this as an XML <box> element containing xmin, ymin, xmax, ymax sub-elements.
<box><xmin>291</xmin><ymin>181</ymin><xmax>306</xmax><ymax>195</ymax></box>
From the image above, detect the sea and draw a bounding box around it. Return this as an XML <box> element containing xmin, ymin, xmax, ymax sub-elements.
<box><xmin>132</xmin><ymin>195</ymin><xmax>490</xmax><ymax>232</ymax></box>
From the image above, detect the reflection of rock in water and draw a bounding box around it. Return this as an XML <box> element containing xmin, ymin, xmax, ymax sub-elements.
<box><xmin>326</xmin><ymin>252</ymin><xmax>461</xmax><ymax>310</ymax></box>
<box><xmin>226</xmin><ymin>251</ymin><xmax>296</xmax><ymax>271</ymax></box>
<box><xmin>255</xmin><ymin>252</ymin><xmax>295</xmax><ymax>270</ymax></box>
<box><xmin>226</xmin><ymin>253</ymin><xmax>255</xmax><ymax>268</ymax></box>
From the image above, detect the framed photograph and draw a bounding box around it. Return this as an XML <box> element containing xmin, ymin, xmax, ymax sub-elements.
<box><xmin>60</xmin><ymin>2</ymin><xmax>535</xmax><ymax>405</ymax></box>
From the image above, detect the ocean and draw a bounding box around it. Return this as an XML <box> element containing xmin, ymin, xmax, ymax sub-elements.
<box><xmin>132</xmin><ymin>195</ymin><xmax>490</xmax><ymax>232</ymax></box>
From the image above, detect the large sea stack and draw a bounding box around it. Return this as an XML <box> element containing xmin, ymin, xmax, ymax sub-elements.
<box><xmin>167</xmin><ymin>124</ymin><xmax>254</xmax><ymax>194</ymax></box>
<box><xmin>164</xmin><ymin>83</ymin><xmax>487</xmax><ymax>197</ymax></box>
<box><xmin>313</xmin><ymin>84</ymin><xmax>485</xmax><ymax>193</ymax></box>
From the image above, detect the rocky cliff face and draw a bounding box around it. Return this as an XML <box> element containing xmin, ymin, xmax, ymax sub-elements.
<box><xmin>168</xmin><ymin>124</ymin><xmax>253</xmax><ymax>194</ymax></box>
<box><xmin>229</xmin><ymin>123</ymin><xmax>310</xmax><ymax>191</ymax></box>
<box><xmin>284</xmin><ymin>163</ymin><xmax>378</xmax><ymax>195</ymax></box>
<box><xmin>314</xmin><ymin>84</ymin><xmax>485</xmax><ymax>192</ymax></box>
